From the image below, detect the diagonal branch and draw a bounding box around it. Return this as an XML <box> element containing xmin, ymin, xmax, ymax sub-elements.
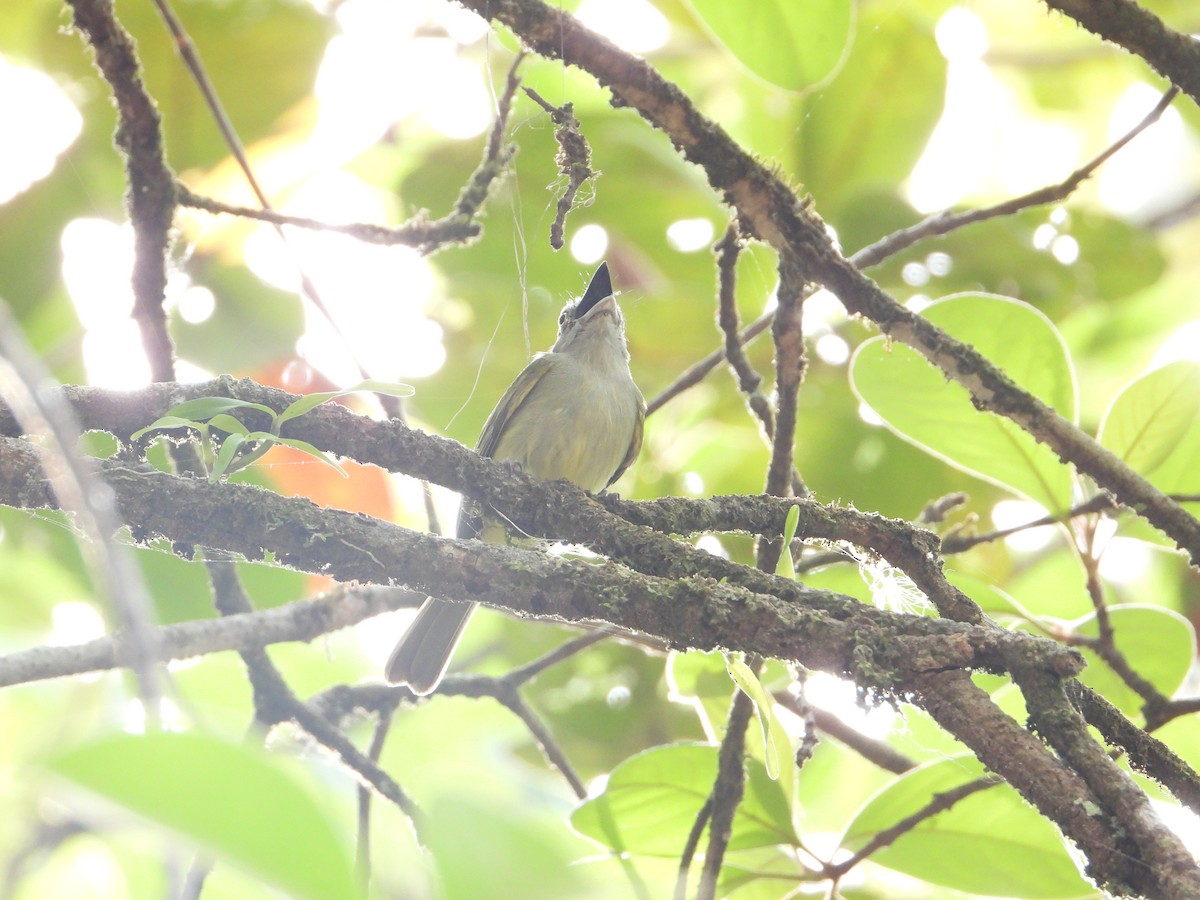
<box><xmin>1040</xmin><ymin>0</ymin><xmax>1200</xmax><ymax>108</ymax></box>
<box><xmin>205</xmin><ymin>558</ymin><xmax>421</xmax><ymax>823</ymax></box>
<box><xmin>1017</xmin><ymin>665</ymin><xmax>1200</xmax><ymax>898</ymax></box>
<box><xmin>825</xmin><ymin>776</ymin><xmax>1000</xmax><ymax>881</ymax></box>
<box><xmin>1071</xmin><ymin>682</ymin><xmax>1200</xmax><ymax>815</ymax></box>
<box><xmin>852</xmin><ymin>86</ymin><xmax>1180</xmax><ymax>268</ymax></box>
<box><xmin>913</xmin><ymin>670</ymin><xmax>1161</xmax><ymax>897</ymax></box>
<box><xmin>649</xmin><ymin>84</ymin><xmax>1176</xmax><ymax>416</ymax></box>
<box><xmin>456</xmin><ymin>0</ymin><xmax>1200</xmax><ymax>566</ymax></box>
<box><xmin>66</xmin><ymin>0</ymin><xmax>177</xmax><ymax>382</ymax></box>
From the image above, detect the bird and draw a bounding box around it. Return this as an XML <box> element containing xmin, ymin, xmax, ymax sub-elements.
<box><xmin>385</xmin><ymin>262</ymin><xmax>645</xmax><ymax>694</ymax></box>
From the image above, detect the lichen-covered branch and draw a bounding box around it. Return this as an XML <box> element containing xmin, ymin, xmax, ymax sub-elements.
<box><xmin>66</xmin><ymin>0</ymin><xmax>177</xmax><ymax>382</ymax></box>
<box><xmin>452</xmin><ymin>0</ymin><xmax>1200</xmax><ymax>566</ymax></box>
<box><xmin>0</xmin><ymin>435</ymin><xmax>1050</xmax><ymax>683</ymax></box>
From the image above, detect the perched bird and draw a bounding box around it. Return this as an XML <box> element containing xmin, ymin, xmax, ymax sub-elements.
<box><xmin>385</xmin><ymin>262</ymin><xmax>645</xmax><ymax>694</ymax></box>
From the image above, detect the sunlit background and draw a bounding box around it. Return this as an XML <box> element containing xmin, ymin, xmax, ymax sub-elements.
<box><xmin>3</xmin><ymin>0</ymin><xmax>1200</xmax><ymax>893</ymax></box>
<box><xmin>4</xmin><ymin>2</ymin><xmax>1192</xmax><ymax>384</ymax></box>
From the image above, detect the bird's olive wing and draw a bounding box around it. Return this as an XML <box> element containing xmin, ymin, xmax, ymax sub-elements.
<box><xmin>607</xmin><ymin>394</ymin><xmax>646</xmax><ymax>488</ymax></box>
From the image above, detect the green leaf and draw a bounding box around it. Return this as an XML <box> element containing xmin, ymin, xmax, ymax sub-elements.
<box><xmin>667</xmin><ymin>650</ymin><xmax>733</xmax><ymax>740</ymax></box>
<box><xmin>850</xmin><ymin>293</ymin><xmax>1076</xmax><ymax>514</ymax></box>
<box><xmin>266</xmin><ymin>436</ymin><xmax>348</xmax><ymax>477</ymax></box>
<box><xmin>945</xmin><ymin>569</ymin><xmax>1038</xmax><ymax>623</ymax></box>
<box><xmin>725</xmin><ymin>657</ymin><xmax>781</xmax><ymax>780</ymax></box>
<box><xmin>130</xmin><ymin>415</ymin><xmax>202</xmax><ymax>440</ymax></box>
<box><xmin>842</xmin><ymin>755</ymin><xmax>1090</xmax><ymax>898</ymax></box>
<box><xmin>797</xmin><ymin>7</ymin><xmax>945</xmax><ymax>212</ymax></box>
<box><xmin>716</xmin><ymin>847</ymin><xmax>804</xmax><ymax>896</ymax></box>
<box><xmin>48</xmin><ymin>731</ymin><xmax>359</xmax><ymax>900</ymax></box>
<box><xmin>775</xmin><ymin>504</ymin><xmax>800</xmax><ymax>579</ymax></box>
<box><xmin>206</xmin><ymin>414</ymin><xmax>250</xmax><ymax>437</ymax></box>
<box><xmin>210</xmin><ymin>433</ymin><xmax>248</xmax><ymax>481</ymax></box>
<box><xmin>161</xmin><ymin>397</ymin><xmax>277</xmax><ymax>422</ymax></box>
<box><xmin>571</xmin><ymin>744</ymin><xmax>794</xmax><ymax>857</ymax></box>
<box><xmin>276</xmin><ymin>379</ymin><xmax>415</xmax><ymax>426</ymax></box>
<box><xmin>1099</xmin><ymin>361</ymin><xmax>1200</xmax><ymax>479</ymax></box>
<box><xmin>425</xmin><ymin>793</ymin><xmax>588</xmax><ymax>899</ymax></box>
<box><xmin>77</xmin><ymin>430</ymin><xmax>120</xmax><ymax>459</ymax></box>
<box><xmin>686</xmin><ymin>0</ymin><xmax>852</xmax><ymax>91</ymax></box>
<box><xmin>1072</xmin><ymin>604</ymin><xmax>1195</xmax><ymax>717</ymax></box>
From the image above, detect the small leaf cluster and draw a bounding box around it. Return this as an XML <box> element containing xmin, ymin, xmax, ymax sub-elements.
<box><xmin>132</xmin><ymin>380</ymin><xmax>412</xmax><ymax>482</ymax></box>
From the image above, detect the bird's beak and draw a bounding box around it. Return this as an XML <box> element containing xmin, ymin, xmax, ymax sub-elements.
<box><xmin>575</xmin><ymin>261</ymin><xmax>614</xmax><ymax>319</ymax></box>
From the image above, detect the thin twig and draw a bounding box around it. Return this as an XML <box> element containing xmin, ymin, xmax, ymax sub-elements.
<box><xmin>697</xmin><ymin>669</ymin><xmax>758</xmax><ymax>900</ymax></box>
<box><xmin>205</xmin><ymin>559</ymin><xmax>422</xmax><ymax>825</ymax></box>
<box><xmin>647</xmin><ymin>310</ymin><xmax>773</xmax><ymax>416</ymax></box>
<box><xmin>523</xmin><ymin>86</ymin><xmax>594</xmax><ymax>249</ymax></box>
<box><xmin>356</xmin><ymin>707</ymin><xmax>394</xmax><ymax>891</ymax></box>
<box><xmin>852</xmin><ymin>86</ymin><xmax>1181</xmax><ymax>268</ymax></box>
<box><xmin>715</xmin><ymin>223</ymin><xmax>773</xmax><ymax>434</ymax></box>
<box><xmin>774</xmin><ymin>693</ymin><xmax>914</xmax><ymax>774</ymax></box>
<box><xmin>941</xmin><ymin>493</ymin><xmax>1114</xmax><ymax>553</ymax></box>
<box><xmin>824</xmin><ymin>776</ymin><xmax>1000</xmax><ymax>883</ymax></box>
<box><xmin>647</xmin><ymin>87</ymin><xmax>1181</xmax><ymax>418</ymax></box>
<box><xmin>346</xmin><ymin>630</ymin><xmax>611</xmax><ymax>801</ymax></box>
<box><xmin>673</xmin><ymin>796</ymin><xmax>712</xmax><ymax>900</ymax></box>
<box><xmin>455</xmin><ymin>53</ymin><xmax>524</xmax><ymax>224</ymax></box>
<box><xmin>496</xmin><ymin>690</ymin><xmax>588</xmax><ymax>799</ymax></box>
<box><xmin>503</xmin><ymin>628</ymin><xmax>615</xmax><ymax>686</ymax></box>
<box><xmin>176</xmin><ymin>187</ymin><xmax>483</xmax><ymax>252</ymax></box>
<box><xmin>67</xmin><ymin>0</ymin><xmax>177</xmax><ymax>383</ymax></box>
<box><xmin>1072</xmin><ymin>549</ymin><xmax>1167</xmax><ymax>712</ymax></box>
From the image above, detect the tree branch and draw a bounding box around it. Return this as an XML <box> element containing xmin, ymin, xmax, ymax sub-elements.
<box><xmin>1040</xmin><ymin>0</ymin><xmax>1200</xmax><ymax>108</ymax></box>
<box><xmin>1</xmin><ymin>430</ymin><xmax>1186</xmax><ymax>889</ymax></box>
<box><xmin>912</xmin><ymin>670</ymin><xmax>1156</xmax><ymax>896</ymax></box>
<box><xmin>1071</xmin><ymin>682</ymin><xmax>1200</xmax><ymax>815</ymax></box>
<box><xmin>0</xmin><ymin>584</ymin><xmax>413</xmax><ymax>688</ymax></box>
<box><xmin>1018</xmin><ymin>665</ymin><xmax>1200</xmax><ymax>898</ymax></box>
<box><xmin>0</xmin><ymin>435</ymin><xmax>1049</xmax><ymax>684</ymax></box>
<box><xmin>698</xmin><ymin>680</ymin><xmax>755</xmax><ymax>900</ymax></box>
<box><xmin>0</xmin><ymin>379</ymin><xmax>988</xmax><ymax>626</ymax></box>
<box><xmin>454</xmin><ymin>0</ymin><xmax>1200</xmax><ymax>566</ymax></box>
<box><xmin>67</xmin><ymin>0</ymin><xmax>177</xmax><ymax>382</ymax></box>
